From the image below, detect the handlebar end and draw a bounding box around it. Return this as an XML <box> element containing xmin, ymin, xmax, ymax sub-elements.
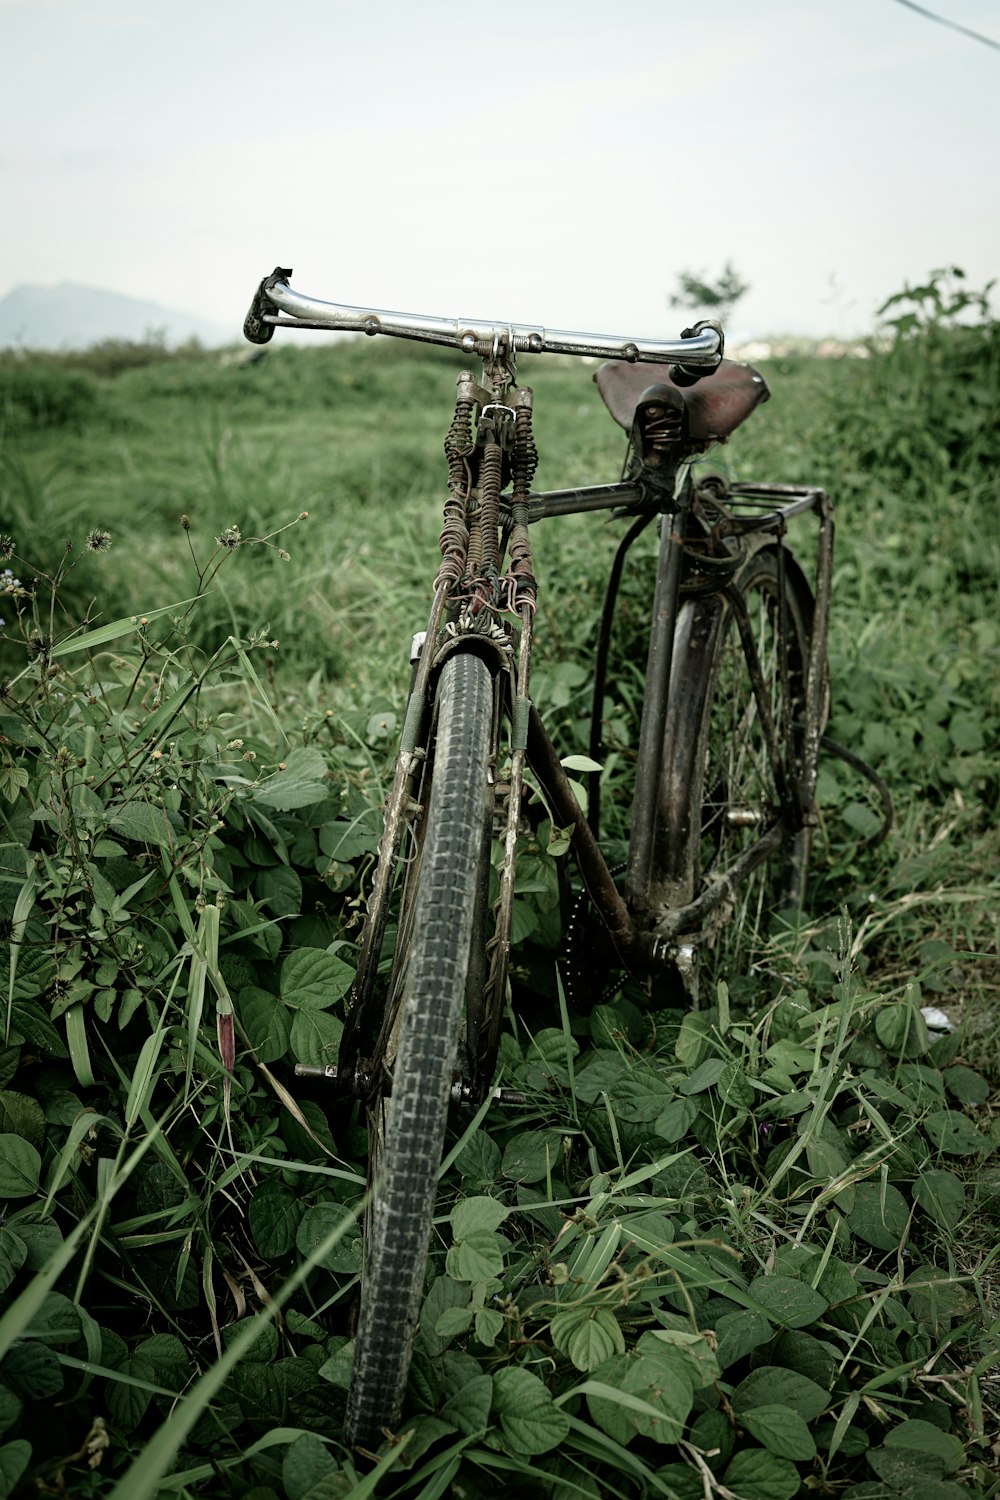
<box><xmin>243</xmin><ymin>266</ymin><xmax>293</xmax><ymax>345</ymax></box>
<box><xmin>669</xmin><ymin>319</ymin><xmax>725</xmax><ymax>386</ymax></box>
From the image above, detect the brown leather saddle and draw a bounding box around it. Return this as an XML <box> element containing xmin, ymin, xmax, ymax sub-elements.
<box><xmin>595</xmin><ymin>358</ymin><xmax>770</xmax><ymax>442</ymax></box>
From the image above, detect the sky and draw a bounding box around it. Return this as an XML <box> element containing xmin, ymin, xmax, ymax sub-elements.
<box><xmin>2</xmin><ymin>0</ymin><xmax>998</xmax><ymax>343</ymax></box>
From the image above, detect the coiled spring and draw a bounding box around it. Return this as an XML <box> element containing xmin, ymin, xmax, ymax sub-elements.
<box><xmin>505</xmin><ymin>398</ymin><xmax>538</xmax><ymax>612</ymax></box>
<box><xmin>436</xmin><ymin>397</ymin><xmax>475</xmax><ymax>590</ymax></box>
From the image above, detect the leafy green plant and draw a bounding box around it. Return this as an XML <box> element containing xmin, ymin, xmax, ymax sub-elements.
<box><xmin>0</xmin><ymin>294</ymin><xmax>996</xmax><ymax>1497</ymax></box>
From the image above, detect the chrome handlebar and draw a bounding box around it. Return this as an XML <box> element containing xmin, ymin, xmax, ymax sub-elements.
<box><xmin>244</xmin><ymin>268</ymin><xmax>724</xmax><ymax>369</ymax></box>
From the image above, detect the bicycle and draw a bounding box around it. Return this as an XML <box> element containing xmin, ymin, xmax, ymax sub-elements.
<box><xmin>243</xmin><ymin>268</ymin><xmax>884</xmax><ymax>1448</ymax></box>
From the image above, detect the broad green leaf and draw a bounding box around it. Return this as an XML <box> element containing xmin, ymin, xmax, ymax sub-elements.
<box><xmin>500</xmin><ymin>1130</ymin><xmax>563</xmax><ymax>1183</ymax></box>
<box><xmin>0</xmin><ymin>1093</ymin><xmax>44</xmax><ymax>1151</ymax></box>
<box><xmin>583</xmin><ymin>1357</ymin><xmax>635</xmax><ymax>1445</ymax></box>
<box><xmin>136</xmin><ymin>1333</ymin><xmax>190</xmax><ymax>1391</ymax></box>
<box><xmin>446</xmin><ymin>1229</ymin><xmax>504</xmax><ymax>1283</ymax></box>
<box><xmin>571</xmin><ymin>1050</ymin><xmax>627</xmax><ymax>1101</ymax></box>
<box><xmin>560</xmin><ymin>754</ymin><xmax>602</xmax><ymax>773</ymax></box>
<box><xmin>474</xmin><ymin>1306</ymin><xmax>503</xmax><ymax>1347</ymax></box>
<box><xmin>453</xmin><ymin>1133</ymin><xmax>501</xmax><ymax>1188</ymax></box>
<box><xmin>621</xmin><ymin>1353</ymin><xmax>693</xmax><ymax>1443</ymax></box>
<box><xmin>280</xmin><ymin>949</ymin><xmax>354</xmax><ymax>1011</ymax></box>
<box><xmin>0</xmin><ymin>1229</ymin><xmax>27</xmax><ymax>1297</ymax></box>
<box><xmin>550</xmin><ymin>1307</ymin><xmax>625</xmax><ymax>1372</ymax></box>
<box><xmin>253</xmin><ymin>748</ymin><xmax>328</xmax><ymax>811</ymax></box>
<box><xmin>254</xmin><ymin>865</ymin><xmax>302</xmax><ymax>918</ymax></box>
<box><xmin>609</xmin><ymin>1069</ymin><xmax>674</xmax><ymax>1122</ymax></box>
<box><xmin>805</xmin><ymin>1134</ymin><xmax>849</xmax><ymax>1185</ymax></box>
<box><xmin>491</xmin><ymin>1366</ymin><xmax>569</xmax><ymax>1455</ymax></box>
<box><xmin>714</xmin><ymin>1310</ymin><xmax>774</xmax><ymax>1370</ymax></box>
<box><xmin>250</xmin><ymin>1182</ymin><xmax>304</xmax><ymax>1258</ymax></box>
<box><xmin>942</xmin><ymin>1064</ymin><xmax>989</xmax><ymax>1106</ymax></box>
<box><xmin>107</xmin><ymin>800</ymin><xmax>176</xmax><ymax>850</ymax></box>
<box><xmin>1</xmin><ymin>1340</ymin><xmax>62</xmax><ymax>1400</ymax></box>
<box><xmin>289</xmin><ymin>1009</ymin><xmax>343</xmax><ymax>1068</ymax></box>
<box><xmin>105</xmin><ymin>1353</ymin><xmax>156</xmax><ymax>1429</ymax></box>
<box><xmin>867</xmin><ymin>1444</ymin><xmax>946</xmax><ymax>1486</ymax></box>
<box><xmin>912</xmin><ymin>1169</ymin><xmax>965</xmax><ymax>1229</ymax></box>
<box><xmin>678</xmin><ymin>1057</ymin><xmax>727</xmax><ymax>1095</ymax></box>
<box><xmin>906</xmin><ymin>1267</ymin><xmax>974</xmax><ymax>1327</ymax></box>
<box><xmin>875</xmin><ymin>1002</ymin><xmax>930</xmax><ymax>1057</ymax></box>
<box><xmin>526</xmin><ymin>1027</ymin><xmax>578</xmax><ymax>1064</ymax></box>
<box><xmin>0</xmin><ymin>1439</ymin><xmax>31</xmax><ymax>1497</ymax></box>
<box><xmin>622</xmin><ymin>1209</ymin><xmax>675</xmax><ymax>1256</ymax></box>
<box><xmin>587</xmin><ymin>1359</ymin><xmax>695</xmax><ymax>1448</ymax></box>
<box><xmin>240</xmin><ymin>986</ymin><xmax>291</xmax><ymax>1064</ymax></box>
<box><xmin>222</xmin><ymin>1320</ymin><xmax>280</xmax><ymax>1365</ymax></box>
<box><xmin>723</xmin><ymin>1446</ymin><xmax>801</xmax><ymax>1500</ymax></box>
<box><xmin>295</xmin><ymin>1204</ymin><xmax>361</xmax><ymax>1274</ymax></box>
<box><xmin>316</xmin><ymin>1341</ymin><xmax>353</xmax><ymax>1389</ymax></box>
<box><xmin>923</xmin><ymin>1109</ymin><xmax>985</xmax><ymax>1157</ymax></box>
<box><xmin>674</xmin><ymin>1013</ymin><xmax>711</xmax><ymax>1067</ymax></box>
<box><xmin>282</xmin><ymin>1432</ymin><xmax>338</xmax><ymax>1500</ymax></box>
<box><xmin>0</xmin><ymin>764</ymin><xmax>29</xmax><ymax>802</ymax></box>
<box><xmin>450</xmin><ymin>1196</ymin><xmax>509</xmax><ymax>1240</ymax></box>
<box><xmin>884</xmin><ymin>1418</ymin><xmax>963</xmax><ymax>1472</ymax></box>
<box><xmin>747</xmin><ymin>1273</ymin><xmax>829</xmax><ymax>1329</ymax></box>
<box><xmin>771</xmin><ymin>1329</ymin><xmax>837</xmax><ymax>1391</ymax></box>
<box><xmin>816</xmin><ymin>1256</ymin><xmax>860</xmax><ymax>1307</ymax></box>
<box><xmin>434</xmin><ymin>1307</ymin><xmax>473</xmax><ymax>1339</ymax></box>
<box><xmin>637</xmin><ymin>1329</ymin><xmax>719</xmax><ymax>1388</ymax></box>
<box><xmin>717</xmin><ymin>1059</ymin><xmax>755</xmax><ymax>1108</ymax></box>
<box><xmin>318</xmin><ymin>819</ymin><xmax>379</xmax><ymax>862</ymax></box>
<box><xmin>0</xmin><ymin>1391</ymin><xmax>21</xmax><ymax>1440</ymax></box>
<box><xmin>731</xmin><ymin>1365</ymin><xmax>829</xmax><ymax>1421</ymax></box>
<box><xmin>0</xmin><ymin>1135</ymin><xmax>40</xmax><ymax>1198</ymax></box>
<box><xmin>419</xmin><ymin>1277</ymin><xmax>471</xmax><ymax>1357</ymax></box>
<box><xmin>690</xmin><ymin>1408</ymin><xmax>735</xmax><ymax>1468</ymax></box>
<box><xmin>441</xmin><ymin>1373</ymin><xmax>493</xmax><ymax>1435</ymax></box>
<box><xmin>739</xmin><ymin>1404</ymin><xmax>816</xmax><ymax>1460</ymax></box>
<box><xmin>846</xmin><ymin>1181</ymin><xmax>910</xmax><ymax>1250</ymax></box>
<box><xmin>24</xmin><ymin>1291</ymin><xmax>80</xmax><ymax>1346</ymax></box>
<box><xmin>653</xmin><ymin>1097</ymin><xmax>700</xmax><ymax>1144</ymax></box>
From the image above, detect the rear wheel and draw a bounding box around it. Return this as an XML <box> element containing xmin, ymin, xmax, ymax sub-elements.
<box><xmin>344</xmin><ymin>652</ymin><xmax>495</xmax><ymax>1448</ymax></box>
<box><xmin>654</xmin><ymin>545</ymin><xmax>818</xmax><ymax>988</ymax></box>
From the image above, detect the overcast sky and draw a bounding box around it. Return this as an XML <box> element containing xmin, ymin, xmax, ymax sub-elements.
<box><xmin>3</xmin><ymin>0</ymin><xmax>998</xmax><ymax>341</ymax></box>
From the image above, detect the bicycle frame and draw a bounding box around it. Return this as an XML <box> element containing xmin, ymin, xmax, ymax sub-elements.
<box><xmin>335</xmin><ymin>385</ymin><xmax>833</xmax><ymax>1106</ymax></box>
<box><xmin>245</xmin><ymin>270</ymin><xmax>832</xmax><ymax>1102</ymax></box>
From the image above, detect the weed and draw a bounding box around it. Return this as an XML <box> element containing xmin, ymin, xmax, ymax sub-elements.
<box><xmin>0</xmin><ymin>280</ymin><xmax>996</xmax><ymax>1496</ymax></box>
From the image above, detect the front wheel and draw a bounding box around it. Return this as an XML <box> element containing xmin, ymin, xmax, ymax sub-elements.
<box><xmin>344</xmin><ymin>651</ymin><xmax>495</xmax><ymax>1448</ymax></box>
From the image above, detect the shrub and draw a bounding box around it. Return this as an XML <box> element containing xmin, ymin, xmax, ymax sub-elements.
<box><xmin>0</xmin><ymin>359</ymin><xmax>102</xmax><ymax>431</ymax></box>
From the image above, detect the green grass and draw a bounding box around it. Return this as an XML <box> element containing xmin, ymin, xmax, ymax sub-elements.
<box><xmin>0</xmin><ymin>276</ymin><xmax>997</xmax><ymax>1497</ymax></box>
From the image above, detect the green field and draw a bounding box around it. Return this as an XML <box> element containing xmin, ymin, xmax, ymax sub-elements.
<box><xmin>0</xmin><ymin>275</ymin><xmax>997</xmax><ymax>1498</ymax></box>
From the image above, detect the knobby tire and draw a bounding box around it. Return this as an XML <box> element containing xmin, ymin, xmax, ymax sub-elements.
<box><xmin>344</xmin><ymin>652</ymin><xmax>494</xmax><ymax>1448</ymax></box>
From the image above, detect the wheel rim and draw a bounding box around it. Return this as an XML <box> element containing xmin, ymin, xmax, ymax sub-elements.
<box><xmin>697</xmin><ymin>556</ymin><xmax>810</xmax><ymax>979</ymax></box>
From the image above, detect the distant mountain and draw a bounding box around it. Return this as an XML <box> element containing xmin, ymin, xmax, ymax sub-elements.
<box><xmin>0</xmin><ymin>283</ymin><xmax>236</xmax><ymax>351</ymax></box>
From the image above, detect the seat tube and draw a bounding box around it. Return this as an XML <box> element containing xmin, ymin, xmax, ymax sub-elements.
<box><xmin>624</xmin><ymin>503</ymin><xmax>689</xmax><ymax>916</ymax></box>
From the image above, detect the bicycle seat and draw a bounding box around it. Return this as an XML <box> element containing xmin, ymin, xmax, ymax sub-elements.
<box><xmin>595</xmin><ymin>358</ymin><xmax>769</xmax><ymax>441</ymax></box>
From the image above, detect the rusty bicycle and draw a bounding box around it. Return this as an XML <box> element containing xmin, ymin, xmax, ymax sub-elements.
<box><xmin>244</xmin><ymin>268</ymin><xmax>849</xmax><ymax>1447</ymax></box>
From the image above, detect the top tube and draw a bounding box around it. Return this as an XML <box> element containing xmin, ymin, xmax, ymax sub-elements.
<box><xmin>245</xmin><ymin>270</ymin><xmax>724</xmax><ymax>368</ymax></box>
